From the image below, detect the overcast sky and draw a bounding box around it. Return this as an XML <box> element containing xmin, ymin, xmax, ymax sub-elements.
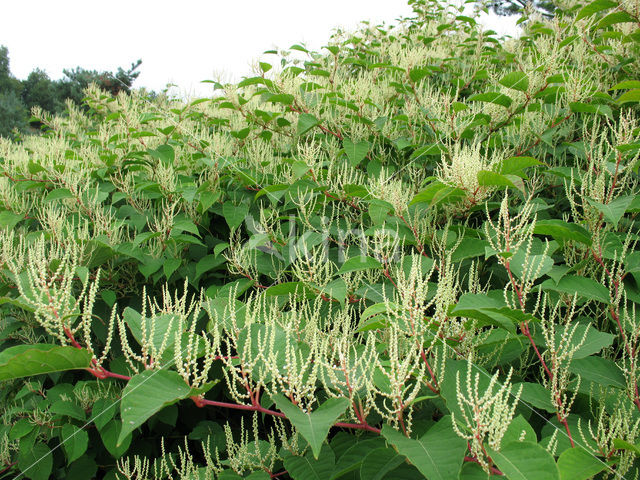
<box><xmin>0</xmin><ymin>1</ymin><xmax>519</xmax><ymax>98</ymax></box>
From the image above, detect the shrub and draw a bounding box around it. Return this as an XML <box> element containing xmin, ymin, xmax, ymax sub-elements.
<box><xmin>0</xmin><ymin>0</ymin><xmax>639</xmax><ymax>478</ymax></box>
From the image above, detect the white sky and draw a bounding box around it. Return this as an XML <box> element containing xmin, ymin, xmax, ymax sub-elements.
<box><xmin>0</xmin><ymin>0</ymin><xmax>519</xmax><ymax>98</ymax></box>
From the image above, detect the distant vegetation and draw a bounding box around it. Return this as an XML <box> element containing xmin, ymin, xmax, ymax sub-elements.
<box><xmin>0</xmin><ymin>46</ymin><xmax>142</xmax><ymax>136</ymax></box>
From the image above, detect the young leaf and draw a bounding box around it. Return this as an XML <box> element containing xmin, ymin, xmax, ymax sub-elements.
<box><xmin>272</xmin><ymin>395</ymin><xmax>349</xmax><ymax>459</ymax></box>
<box><xmin>0</xmin><ymin>345</ymin><xmax>92</xmax><ymax>381</ymax></box>
<box><xmin>118</xmin><ymin>370</ymin><xmax>192</xmax><ymax>446</ymax></box>
<box><xmin>382</xmin><ymin>416</ymin><xmax>467</xmax><ymax>480</ymax></box>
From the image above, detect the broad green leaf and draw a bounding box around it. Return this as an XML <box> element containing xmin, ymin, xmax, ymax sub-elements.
<box><xmin>163</xmin><ymin>257</ymin><xmax>181</xmax><ymax>279</ymax></box>
<box><xmin>567</xmin><ymin>324</ymin><xmax>614</xmax><ymax>359</ymax></box>
<box><xmin>265</xmin><ymin>281</ymin><xmax>316</xmax><ymax>299</ymax></box>
<box><xmin>497</xmin><ymin>156</ymin><xmax>541</xmax><ymax>176</ymax></box>
<box><xmin>514</xmin><ymin>382</ymin><xmax>555</xmax><ymax>412</ymax></box>
<box><xmin>586</xmin><ymin>195</ymin><xmax>633</xmax><ymax>227</ymax></box>
<box><xmin>61</xmin><ymin>424</ymin><xmax>88</xmax><ymax>464</ymax></box>
<box><xmin>557</xmin><ymin>447</ymin><xmax>606</xmax><ymax>480</ymax></box>
<box><xmin>330</xmin><ymin>438</ymin><xmax>386</xmax><ymax>479</ymax></box>
<box><xmin>0</xmin><ymin>210</ymin><xmax>24</xmax><ymax>229</ymax></box>
<box><xmin>343</xmin><ymin>138</ymin><xmax>370</xmax><ymax>167</ymax></box>
<box><xmin>499</xmin><ymin>71</ymin><xmax>529</xmax><ymax>92</ymax></box>
<box><xmin>502</xmin><ymin>415</ymin><xmax>537</xmax><ymax>445</ymax></box>
<box><xmin>18</xmin><ymin>442</ymin><xmax>52</xmax><ymax>480</ymax></box>
<box><xmin>0</xmin><ymin>345</ymin><xmax>92</xmax><ymax>381</ymax></box>
<box><xmin>337</xmin><ymin>255</ymin><xmax>383</xmax><ymax>274</ymax></box>
<box><xmin>534</xmin><ymin>220</ymin><xmax>592</xmax><ymax>245</ymax></box>
<box><xmin>359</xmin><ymin>447</ymin><xmax>405</xmax><ymax>480</ymax></box>
<box><xmin>477</xmin><ymin>171</ymin><xmax>524</xmax><ymax>192</ymax></box>
<box><xmin>576</xmin><ymin>0</ymin><xmax>616</xmax><ymax>20</ymax></box>
<box><xmin>44</xmin><ymin>188</ymin><xmax>74</xmax><ymax>203</ymax></box>
<box><xmin>222</xmin><ymin>201</ymin><xmax>249</xmax><ymax>230</ymax></box>
<box><xmin>569</xmin><ymin>102</ymin><xmax>612</xmax><ymax>117</ymax></box>
<box><xmin>617</xmin><ymin>89</ymin><xmax>640</xmax><ymax>104</ymax></box>
<box><xmin>273</xmin><ymin>395</ymin><xmax>349</xmax><ymax>459</ymax></box>
<box><xmin>382</xmin><ymin>416</ymin><xmax>467</xmax><ymax>480</ymax></box>
<box><xmin>489</xmin><ymin>442</ymin><xmax>559</xmax><ymax>480</ymax></box>
<box><xmin>540</xmin><ymin>275</ymin><xmax>610</xmax><ymax>303</ymax></box>
<box><xmin>122</xmin><ymin>307</ymin><xmax>181</xmax><ymax>354</ymax></box>
<box><xmin>148</xmin><ymin>144</ymin><xmax>175</xmax><ymax>165</ymax></box>
<box><xmin>118</xmin><ymin>370</ymin><xmax>192</xmax><ymax>446</ymax></box>
<box><xmin>508</xmin><ymin>251</ymin><xmax>553</xmax><ymax>281</ymax></box>
<box><xmin>452</xmin><ymin>293</ymin><xmax>538</xmax><ymax>333</ymax></box>
<box><xmin>297</xmin><ymin>113</ymin><xmax>320</xmax><ymax>135</ymax></box>
<box><xmin>468</xmin><ymin>92</ymin><xmax>513</xmax><ymax>108</ymax></box>
<box><xmin>598</xmin><ymin>11</ymin><xmax>635</xmax><ymax>28</ymax></box>
<box><xmin>283</xmin><ymin>445</ymin><xmax>335</xmax><ymax>480</ymax></box>
<box><xmin>569</xmin><ymin>356</ymin><xmax>625</xmax><ymax>389</ymax></box>
<box><xmin>99</xmin><ymin>419</ymin><xmax>131</xmax><ymax>458</ymax></box>
<box><xmin>195</xmin><ymin>254</ymin><xmax>226</xmax><ymax>279</ymax></box>
<box><xmin>611</xmin><ymin>80</ymin><xmax>640</xmax><ymax>90</ymax></box>
<box><xmin>320</xmin><ymin>278</ymin><xmax>348</xmax><ymax>306</ymax></box>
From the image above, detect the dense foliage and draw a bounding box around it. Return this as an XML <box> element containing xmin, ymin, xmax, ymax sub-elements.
<box><xmin>0</xmin><ymin>46</ymin><xmax>142</xmax><ymax>137</ymax></box>
<box><xmin>0</xmin><ymin>0</ymin><xmax>639</xmax><ymax>478</ymax></box>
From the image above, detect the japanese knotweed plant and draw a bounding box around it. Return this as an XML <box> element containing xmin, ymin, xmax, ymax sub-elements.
<box><xmin>0</xmin><ymin>0</ymin><xmax>640</xmax><ymax>478</ymax></box>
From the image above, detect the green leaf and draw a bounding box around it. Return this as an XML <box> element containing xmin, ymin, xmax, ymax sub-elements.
<box><xmin>514</xmin><ymin>382</ymin><xmax>555</xmax><ymax>412</ymax></box>
<box><xmin>0</xmin><ymin>345</ymin><xmax>92</xmax><ymax>381</ymax></box>
<box><xmin>118</xmin><ymin>370</ymin><xmax>192</xmax><ymax>446</ymax></box>
<box><xmin>477</xmin><ymin>171</ymin><xmax>524</xmax><ymax>192</ymax></box>
<box><xmin>557</xmin><ymin>447</ymin><xmax>606</xmax><ymax>480</ymax></box>
<box><xmin>611</xmin><ymin>80</ymin><xmax>640</xmax><ymax>90</ymax></box>
<box><xmin>149</xmin><ymin>144</ymin><xmax>175</xmax><ymax>165</ymax></box>
<box><xmin>343</xmin><ymin>138</ymin><xmax>370</xmax><ymax>167</ymax></box>
<box><xmin>489</xmin><ymin>442</ymin><xmax>559</xmax><ymax>480</ymax></box>
<box><xmin>569</xmin><ymin>102</ymin><xmax>612</xmax><ymax>117</ymax></box>
<box><xmin>163</xmin><ymin>257</ymin><xmax>181</xmax><ymax>279</ymax></box>
<box><xmin>337</xmin><ymin>255</ymin><xmax>383</xmax><ymax>274</ymax></box>
<box><xmin>265</xmin><ymin>281</ymin><xmax>316</xmax><ymax>299</ymax></box>
<box><xmin>297</xmin><ymin>113</ymin><xmax>320</xmax><ymax>135</ymax></box>
<box><xmin>0</xmin><ymin>210</ymin><xmax>23</xmax><ymax>230</ymax></box>
<box><xmin>468</xmin><ymin>92</ymin><xmax>513</xmax><ymax>108</ymax></box>
<box><xmin>576</xmin><ymin>0</ymin><xmax>616</xmax><ymax>20</ymax></box>
<box><xmin>18</xmin><ymin>442</ymin><xmax>52</xmax><ymax>480</ymax></box>
<box><xmin>534</xmin><ymin>220</ymin><xmax>592</xmax><ymax>245</ymax></box>
<box><xmin>61</xmin><ymin>424</ymin><xmax>88</xmax><ymax>464</ymax></box>
<box><xmin>44</xmin><ymin>188</ymin><xmax>74</xmax><ymax>203</ymax></box>
<box><xmin>272</xmin><ymin>395</ymin><xmax>349</xmax><ymax>459</ymax></box>
<box><xmin>330</xmin><ymin>438</ymin><xmax>386</xmax><ymax>479</ymax></box>
<box><xmin>382</xmin><ymin>416</ymin><xmax>467</xmax><ymax>480</ymax></box>
<box><xmin>497</xmin><ymin>156</ymin><xmax>541</xmax><ymax>176</ymax></box>
<box><xmin>499</xmin><ymin>71</ymin><xmax>529</xmax><ymax>92</ymax></box>
<box><xmin>359</xmin><ymin>447</ymin><xmax>405</xmax><ymax>480</ymax></box>
<box><xmin>99</xmin><ymin>419</ymin><xmax>131</xmax><ymax>458</ymax></box>
<box><xmin>540</xmin><ymin>275</ymin><xmax>610</xmax><ymax>303</ymax></box>
<box><xmin>569</xmin><ymin>325</ymin><xmax>614</xmax><ymax>359</ymax></box>
<box><xmin>283</xmin><ymin>445</ymin><xmax>335</xmax><ymax>480</ymax></box>
<box><xmin>195</xmin><ymin>254</ymin><xmax>226</xmax><ymax>279</ymax></box>
<box><xmin>222</xmin><ymin>202</ymin><xmax>249</xmax><ymax>230</ymax></box>
<box><xmin>586</xmin><ymin>195</ymin><xmax>633</xmax><ymax>227</ymax></box>
<box><xmin>569</xmin><ymin>356</ymin><xmax>625</xmax><ymax>389</ymax></box>
<box><xmin>617</xmin><ymin>89</ymin><xmax>640</xmax><ymax>104</ymax></box>
<box><xmin>452</xmin><ymin>294</ymin><xmax>538</xmax><ymax>333</ymax></box>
